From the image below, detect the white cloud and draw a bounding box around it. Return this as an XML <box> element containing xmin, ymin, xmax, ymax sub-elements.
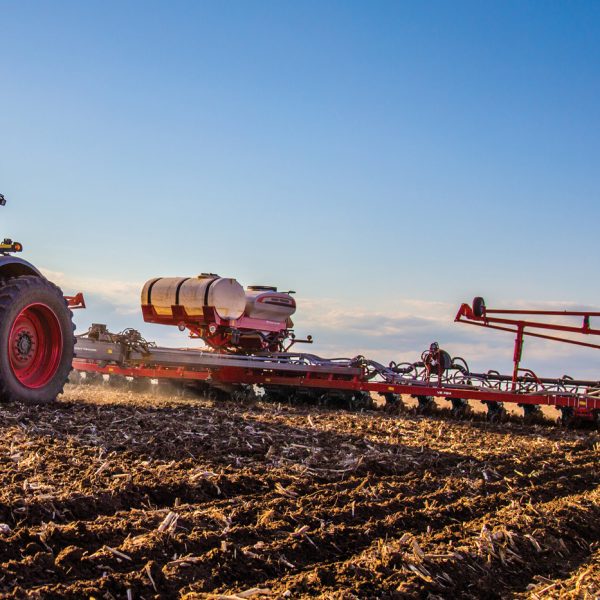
<box><xmin>296</xmin><ymin>296</ymin><xmax>600</xmax><ymax>379</ymax></box>
<box><xmin>41</xmin><ymin>268</ymin><xmax>142</xmax><ymax>315</ymax></box>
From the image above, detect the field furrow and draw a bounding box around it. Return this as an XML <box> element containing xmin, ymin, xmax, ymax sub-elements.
<box><xmin>0</xmin><ymin>386</ymin><xmax>598</xmax><ymax>599</ymax></box>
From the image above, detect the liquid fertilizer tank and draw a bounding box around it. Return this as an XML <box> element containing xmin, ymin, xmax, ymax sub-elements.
<box><xmin>140</xmin><ymin>274</ymin><xmax>297</xmax><ymax>351</ymax></box>
<box><xmin>141</xmin><ymin>275</ymin><xmax>246</xmax><ymax>321</ymax></box>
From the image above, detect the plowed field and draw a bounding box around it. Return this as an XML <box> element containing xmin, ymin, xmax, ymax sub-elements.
<box><xmin>0</xmin><ymin>386</ymin><xmax>599</xmax><ymax>599</ymax></box>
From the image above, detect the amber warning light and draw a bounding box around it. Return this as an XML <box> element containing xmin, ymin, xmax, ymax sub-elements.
<box><xmin>0</xmin><ymin>239</ymin><xmax>23</xmax><ymax>253</ymax></box>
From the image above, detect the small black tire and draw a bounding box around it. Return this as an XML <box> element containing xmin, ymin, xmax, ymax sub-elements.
<box><xmin>473</xmin><ymin>297</ymin><xmax>486</xmax><ymax>318</ymax></box>
<box><xmin>0</xmin><ymin>275</ymin><xmax>75</xmax><ymax>404</ymax></box>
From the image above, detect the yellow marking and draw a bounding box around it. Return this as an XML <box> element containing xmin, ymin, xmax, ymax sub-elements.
<box><xmin>388</xmin><ymin>386</ymin><xmax>394</xmax><ymax>391</ymax></box>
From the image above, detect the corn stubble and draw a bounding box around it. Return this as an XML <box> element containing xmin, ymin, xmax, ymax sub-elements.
<box><xmin>0</xmin><ymin>385</ymin><xmax>598</xmax><ymax>599</ymax></box>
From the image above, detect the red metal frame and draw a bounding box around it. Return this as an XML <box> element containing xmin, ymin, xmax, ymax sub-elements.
<box><xmin>142</xmin><ymin>304</ymin><xmax>290</xmax><ymax>351</ymax></box>
<box><xmin>456</xmin><ymin>299</ymin><xmax>600</xmax><ymax>390</ymax></box>
<box><xmin>70</xmin><ymin>293</ymin><xmax>600</xmax><ymax>421</ymax></box>
<box><xmin>72</xmin><ymin>357</ymin><xmax>600</xmax><ymax>417</ymax></box>
<box><xmin>65</xmin><ymin>293</ymin><xmax>86</xmax><ymax>309</ymax></box>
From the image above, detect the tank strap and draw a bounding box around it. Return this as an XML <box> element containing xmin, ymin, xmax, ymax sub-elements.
<box><xmin>145</xmin><ymin>278</ymin><xmax>160</xmax><ymax>305</ymax></box>
<box><xmin>175</xmin><ymin>278</ymin><xmax>191</xmax><ymax>305</ymax></box>
<box><xmin>203</xmin><ymin>277</ymin><xmax>218</xmax><ymax>307</ymax></box>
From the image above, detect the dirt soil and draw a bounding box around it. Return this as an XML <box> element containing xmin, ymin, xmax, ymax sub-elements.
<box><xmin>0</xmin><ymin>385</ymin><xmax>599</xmax><ymax>600</ymax></box>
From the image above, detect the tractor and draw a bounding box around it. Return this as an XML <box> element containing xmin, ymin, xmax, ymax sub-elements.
<box><xmin>0</xmin><ymin>193</ymin><xmax>79</xmax><ymax>403</ymax></box>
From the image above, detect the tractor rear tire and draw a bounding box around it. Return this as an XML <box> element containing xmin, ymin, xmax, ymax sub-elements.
<box><xmin>0</xmin><ymin>276</ymin><xmax>74</xmax><ymax>404</ymax></box>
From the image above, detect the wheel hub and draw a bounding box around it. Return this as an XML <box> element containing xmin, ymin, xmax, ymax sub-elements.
<box><xmin>15</xmin><ymin>331</ymin><xmax>34</xmax><ymax>359</ymax></box>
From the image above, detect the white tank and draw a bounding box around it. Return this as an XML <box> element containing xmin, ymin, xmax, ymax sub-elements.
<box><xmin>141</xmin><ymin>275</ymin><xmax>246</xmax><ymax>320</ymax></box>
<box><xmin>245</xmin><ymin>286</ymin><xmax>296</xmax><ymax>322</ymax></box>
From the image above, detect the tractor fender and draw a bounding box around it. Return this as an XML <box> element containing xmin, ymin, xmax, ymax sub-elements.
<box><xmin>0</xmin><ymin>256</ymin><xmax>42</xmax><ymax>279</ymax></box>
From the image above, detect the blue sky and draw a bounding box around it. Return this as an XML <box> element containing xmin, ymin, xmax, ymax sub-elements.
<box><xmin>1</xmin><ymin>1</ymin><xmax>599</xmax><ymax>377</ymax></box>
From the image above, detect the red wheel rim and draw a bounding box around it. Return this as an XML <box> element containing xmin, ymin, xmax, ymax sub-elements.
<box><xmin>8</xmin><ymin>303</ymin><xmax>63</xmax><ymax>389</ymax></box>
